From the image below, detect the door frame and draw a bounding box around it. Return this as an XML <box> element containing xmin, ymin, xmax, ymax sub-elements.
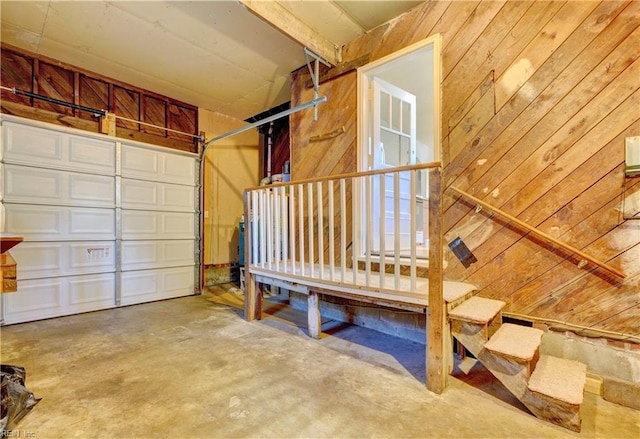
<box><xmin>357</xmin><ymin>34</ymin><xmax>442</xmax><ymax>174</ymax></box>
<box><xmin>355</xmin><ymin>34</ymin><xmax>442</xmax><ymax>260</ymax></box>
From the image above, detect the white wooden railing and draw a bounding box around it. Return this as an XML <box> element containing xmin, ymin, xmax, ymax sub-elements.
<box><xmin>244</xmin><ymin>162</ymin><xmax>440</xmax><ymax>305</ymax></box>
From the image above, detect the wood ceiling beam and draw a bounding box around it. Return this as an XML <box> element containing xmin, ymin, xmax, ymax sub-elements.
<box><xmin>239</xmin><ymin>0</ymin><xmax>339</xmax><ymax>65</ymax></box>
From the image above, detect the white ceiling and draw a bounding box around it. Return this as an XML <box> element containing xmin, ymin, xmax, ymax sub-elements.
<box><xmin>1</xmin><ymin>1</ymin><xmax>422</xmax><ymax>120</ymax></box>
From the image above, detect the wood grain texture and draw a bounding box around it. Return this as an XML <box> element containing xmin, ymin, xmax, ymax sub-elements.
<box><xmin>78</xmin><ymin>75</ymin><xmax>109</xmax><ymax>121</ymax></box>
<box><xmin>1</xmin><ymin>44</ymin><xmax>198</xmax><ymax>152</ymax></box>
<box><xmin>290</xmin><ymin>1</ymin><xmax>640</xmax><ymax>337</ymax></box>
<box><xmin>35</xmin><ymin>61</ymin><xmax>74</xmax><ymax>116</ymax></box>
<box><xmin>1</xmin><ymin>49</ymin><xmax>32</xmax><ymax>106</ymax></box>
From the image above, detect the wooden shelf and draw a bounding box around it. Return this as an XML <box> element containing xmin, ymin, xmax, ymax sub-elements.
<box><xmin>0</xmin><ymin>234</ymin><xmax>24</xmax><ymax>254</ymax></box>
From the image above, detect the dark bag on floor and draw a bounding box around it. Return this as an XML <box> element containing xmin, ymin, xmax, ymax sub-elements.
<box><xmin>1</xmin><ymin>364</ymin><xmax>41</xmax><ymax>431</ymax></box>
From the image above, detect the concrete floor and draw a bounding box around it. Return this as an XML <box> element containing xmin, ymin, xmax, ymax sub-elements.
<box><xmin>1</xmin><ymin>284</ymin><xmax>639</xmax><ymax>439</ymax></box>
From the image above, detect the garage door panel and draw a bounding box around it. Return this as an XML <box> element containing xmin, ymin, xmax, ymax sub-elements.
<box><xmin>121</xmin><ymin>211</ymin><xmax>194</xmax><ymax>240</ymax></box>
<box><xmin>68</xmin><ymin>273</ymin><xmax>115</xmax><ymax>309</ymax></box>
<box><xmin>2</xmin><ymin>121</ymin><xmax>115</xmax><ymax>174</ymax></box>
<box><xmin>121</xmin><ymin>144</ymin><xmax>195</xmax><ymax>185</ymax></box>
<box><xmin>121</xmin><ymin>179</ymin><xmax>159</xmax><ymax>208</ymax></box>
<box><xmin>121</xmin><ymin>240</ymin><xmax>194</xmax><ymax>271</ymax></box>
<box><xmin>68</xmin><ymin>174</ymin><xmax>115</xmax><ymax>206</ymax></box>
<box><xmin>10</xmin><ymin>241</ymin><xmax>116</xmax><ymax>279</ymax></box>
<box><xmin>121</xmin><ymin>179</ymin><xmax>195</xmax><ymax>212</ymax></box>
<box><xmin>2</xmin><ymin>274</ymin><xmax>116</xmax><ymax>324</ymax></box>
<box><xmin>161</xmin><ymin>154</ymin><xmax>196</xmax><ymax>185</ymax></box>
<box><xmin>3</xmin><ymin>165</ymin><xmax>115</xmax><ymax>207</ymax></box>
<box><xmin>10</xmin><ymin>243</ymin><xmax>63</xmax><ymax>278</ymax></box>
<box><xmin>163</xmin><ymin>184</ymin><xmax>195</xmax><ymax>211</ymax></box>
<box><xmin>120</xmin><ymin>266</ymin><xmax>194</xmax><ymax>306</ymax></box>
<box><xmin>3</xmin><ymin>122</ymin><xmax>63</xmax><ymax>163</ymax></box>
<box><xmin>68</xmin><ymin>137</ymin><xmax>115</xmax><ymax>173</ymax></box>
<box><xmin>2</xmin><ymin>279</ymin><xmax>64</xmax><ymax>323</ymax></box>
<box><xmin>4</xmin><ymin>204</ymin><xmax>116</xmax><ymax>241</ymax></box>
<box><xmin>69</xmin><ymin>209</ymin><xmax>116</xmax><ymax>237</ymax></box>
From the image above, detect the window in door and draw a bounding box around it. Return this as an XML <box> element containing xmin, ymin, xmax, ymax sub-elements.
<box><xmin>357</xmin><ymin>35</ymin><xmax>441</xmax><ymax>261</ymax></box>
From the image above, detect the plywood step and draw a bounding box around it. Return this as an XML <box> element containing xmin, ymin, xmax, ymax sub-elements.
<box><xmin>448</xmin><ymin>296</ymin><xmax>505</xmax><ymax>324</ymax></box>
<box><xmin>484</xmin><ymin>323</ymin><xmax>543</xmax><ymax>362</ymax></box>
<box><xmin>528</xmin><ymin>355</ymin><xmax>587</xmax><ymax>405</ymax></box>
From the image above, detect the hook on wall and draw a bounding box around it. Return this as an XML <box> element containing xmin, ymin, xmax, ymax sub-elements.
<box><xmin>304</xmin><ymin>47</ymin><xmax>331</xmax><ymax>122</ymax></box>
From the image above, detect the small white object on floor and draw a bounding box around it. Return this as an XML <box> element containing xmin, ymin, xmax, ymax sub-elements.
<box><xmin>228</xmin><ymin>287</ymin><xmax>243</xmax><ymax>295</ymax></box>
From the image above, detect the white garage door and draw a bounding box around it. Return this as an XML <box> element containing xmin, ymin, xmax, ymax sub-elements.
<box><xmin>119</xmin><ymin>143</ymin><xmax>197</xmax><ymax>306</ymax></box>
<box><xmin>0</xmin><ymin>115</ymin><xmax>199</xmax><ymax>324</ymax></box>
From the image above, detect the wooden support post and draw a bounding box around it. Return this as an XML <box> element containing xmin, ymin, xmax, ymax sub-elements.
<box><xmin>243</xmin><ymin>191</ymin><xmax>262</xmax><ymax>321</ymax></box>
<box><xmin>100</xmin><ymin>112</ymin><xmax>116</xmax><ymax>136</ymax></box>
<box><xmin>308</xmin><ymin>291</ymin><xmax>322</xmax><ymax>339</ymax></box>
<box><xmin>427</xmin><ymin>167</ymin><xmax>445</xmax><ymax>394</ymax></box>
<box><xmin>244</xmin><ymin>277</ymin><xmax>263</xmax><ymax>321</ymax></box>
<box><xmin>239</xmin><ymin>0</ymin><xmax>339</xmax><ymax>65</ymax></box>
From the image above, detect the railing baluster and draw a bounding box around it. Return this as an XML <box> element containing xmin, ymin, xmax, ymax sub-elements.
<box><xmin>267</xmin><ymin>188</ymin><xmax>273</xmax><ymax>269</ymax></box>
<box><xmin>379</xmin><ymin>173</ymin><xmax>385</xmax><ymax>289</ymax></box>
<box><xmin>340</xmin><ymin>178</ymin><xmax>346</xmax><ymax>283</ymax></box>
<box><xmin>365</xmin><ymin>174</ymin><xmax>372</xmax><ymax>287</ymax></box>
<box><xmin>328</xmin><ymin>180</ymin><xmax>335</xmax><ymax>282</ymax></box>
<box><xmin>251</xmin><ymin>191</ymin><xmax>258</xmax><ymax>265</ymax></box>
<box><xmin>410</xmin><ymin>170</ymin><xmax>417</xmax><ymax>292</ymax></box>
<box><xmin>308</xmin><ymin>182</ymin><xmax>315</xmax><ymax>278</ymax></box>
<box><xmin>259</xmin><ymin>190</ymin><xmax>266</xmax><ymax>268</ymax></box>
<box><xmin>394</xmin><ymin>172</ymin><xmax>400</xmax><ymax>289</ymax></box>
<box><xmin>289</xmin><ymin>185</ymin><xmax>296</xmax><ymax>274</ymax></box>
<box><xmin>271</xmin><ymin>188</ymin><xmax>282</xmax><ymax>271</ymax></box>
<box><xmin>317</xmin><ymin>182</ymin><xmax>324</xmax><ymax>280</ymax></box>
<box><xmin>351</xmin><ymin>177</ymin><xmax>357</xmax><ymax>286</ymax></box>
<box><xmin>298</xmin><ymin>184</ymin><xmax>305</xmax><ymax>276</ymax></box>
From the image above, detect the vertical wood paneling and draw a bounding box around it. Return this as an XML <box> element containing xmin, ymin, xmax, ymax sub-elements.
<box><xmin>290</xmin><ymin>69</ymin><xmax>357</xmax><ymax>180</ymax></box>
<box><xmin>290</xmin><ymin>0</ymin><xmax>640</xmax><ymax>336</ymax></box>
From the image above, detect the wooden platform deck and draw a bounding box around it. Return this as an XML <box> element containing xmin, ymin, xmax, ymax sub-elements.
<box><xmin>249</xmin><ymin>261</ymin><xmax>476</xmax><ymax>308</ymax></box>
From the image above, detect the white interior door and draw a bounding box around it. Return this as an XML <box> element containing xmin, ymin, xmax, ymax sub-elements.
<box><xmin>370</xmin><ymin>78</ymin><xmax>416</xmax><ymax>254</ymax></box>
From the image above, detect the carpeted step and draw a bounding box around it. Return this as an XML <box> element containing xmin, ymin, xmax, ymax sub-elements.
<box><xmin>528</xmin><ymin>355</ymin><xmax>587</xmax><ymax>405</ymax></box>
<box><xmin>442</xmin><ymin>281</ymin><xmax>477</xmax><ymax>303</ymax></box>
<box><xmin>484</xmin><ymin>323</ymin><xmax>543</xmax><ymax>362</ymax></box>
<box><xmin>448</xmin><ymin>296</ymin><xmax>505</xmax><ymax>324</ymax></box>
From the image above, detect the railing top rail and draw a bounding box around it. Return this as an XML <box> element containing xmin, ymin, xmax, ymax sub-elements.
<box><xmin>245</xmin><ymin>161</ymin><xmax>441</xmax><ymax>192</ymax></box>
<box><xmin>450</xmin><ymin>186</ymin><xmax>626</xmax><ymax>280</ymax></box>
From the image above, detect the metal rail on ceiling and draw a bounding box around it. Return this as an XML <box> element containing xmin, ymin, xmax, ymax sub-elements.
<box><xmin>200</xmin><ymin>96</ymin><xmax>327</xmax><ymax>153</ymax></box>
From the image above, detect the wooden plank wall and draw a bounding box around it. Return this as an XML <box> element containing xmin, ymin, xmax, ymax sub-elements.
<box><xmin>290</xmin><ymin>1</ymin><xmax>640</xmax><ymax>338</ymax></box>
<box><xmin>1</xmin><ymin>44</ymin><xmax>198</xmax><ymax>152</ymax></box>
